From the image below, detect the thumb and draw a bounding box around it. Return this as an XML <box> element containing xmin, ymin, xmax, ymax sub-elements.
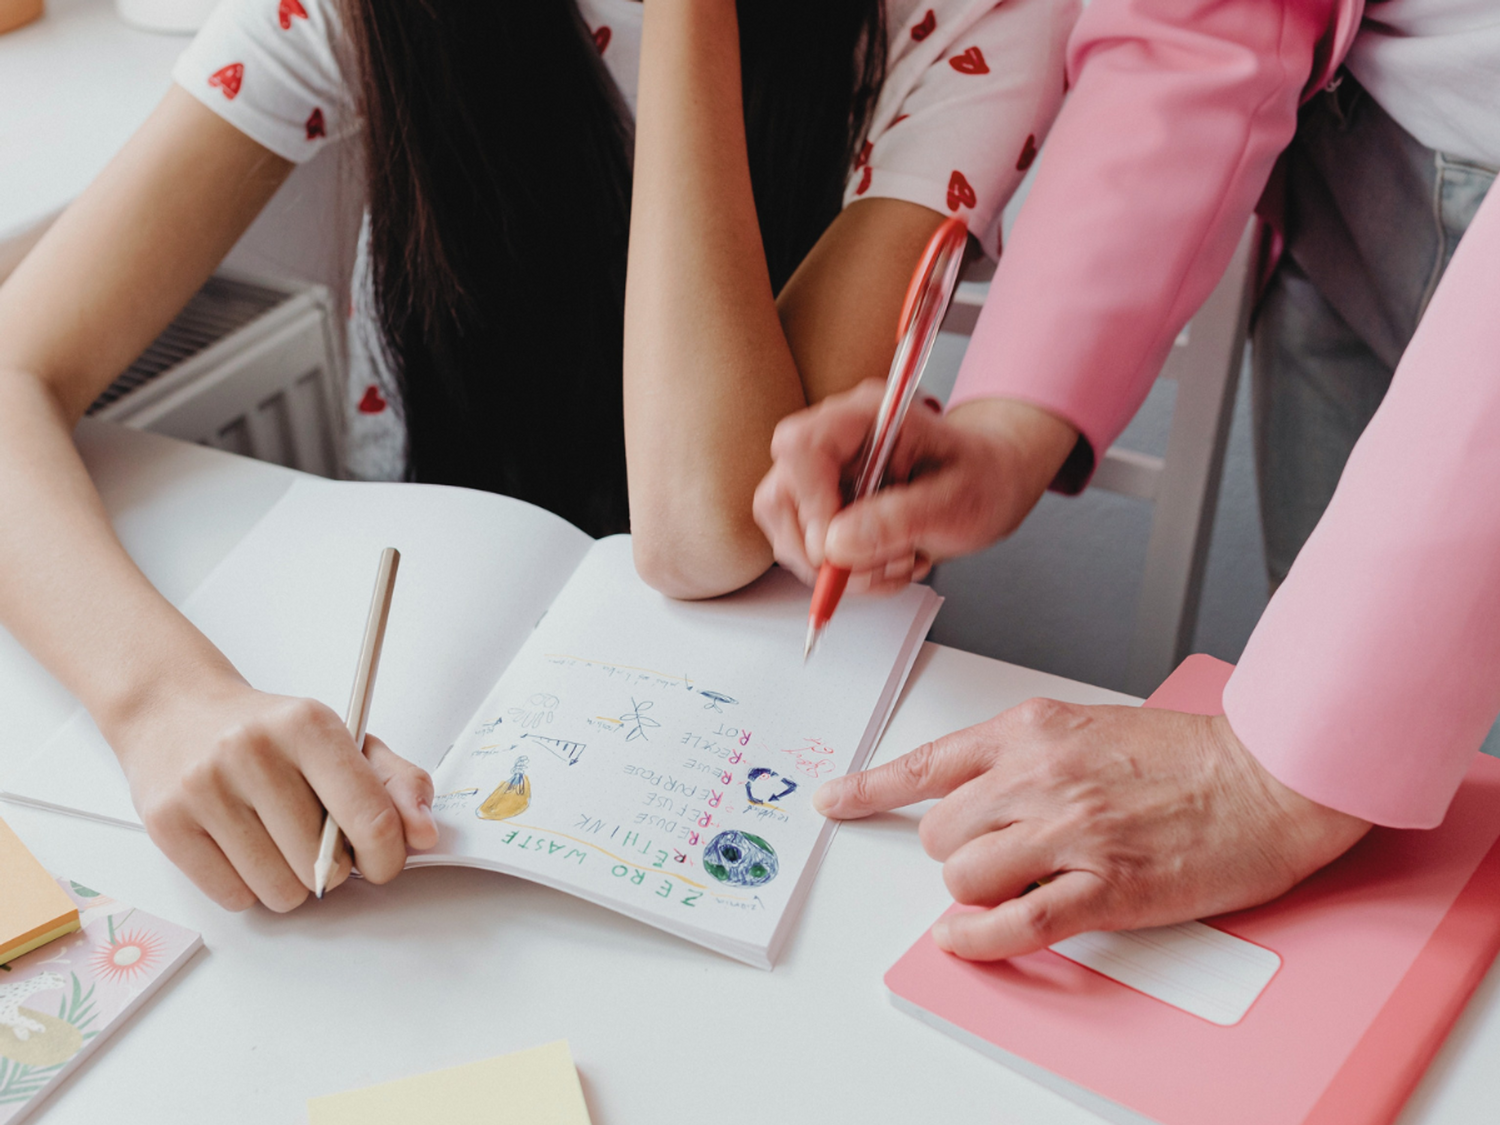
<box><xmin>364</xmin><ymin>735</ymin><xmax>439</xmax><ymax>850</ymax></box>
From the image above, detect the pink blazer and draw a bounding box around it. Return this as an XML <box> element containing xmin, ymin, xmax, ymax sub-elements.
<box><xmin>951</xmin><ymin>0</ymin><xmax>1500</xmax><ymax>828</ymax></box>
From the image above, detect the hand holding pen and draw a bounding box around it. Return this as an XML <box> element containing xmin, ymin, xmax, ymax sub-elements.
<box><xmin>752</xmin><ymin>219</ymin><xmax>1081</xmax><ymax>644</ymax></box>
<box><xmin>787</xmin><ymin>217</ymin><xmax>968</xmax><ymax>657</ymax></box>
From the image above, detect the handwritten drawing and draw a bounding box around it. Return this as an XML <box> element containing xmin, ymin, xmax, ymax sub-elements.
<box><xmin>702</xmin><ymin>830</ymin><xmax>779</xmax><ymax>888</ymax></box>
<box><xmin>522</xmin><ymin>733</ymin><xmax>587</xmax><ymax>767</ymax></box>
<box><xmin>474</xmin><ymin>715</ymin><xmax>504</xmax><ymax>736</ymax></box>
<box><xmin>744</xmin><ymin>767</ymin><xmax>798</xmax><ymax>807</ymax></box>
<box><xmin>621</xmin><ymin>698</ymin><xmax>661</xmax><ymax>742</ymax></box>
<box><xmin>781</xmin><ymin>737</ymin><xmax>836</xmax><ymax>779</ymax></box>
<box><xmin>545</xmin><ymin>654</ymin><xmax>695</xmax><ymax>691</ymax></box>
<box><xmin>699</xmin><ymin>690</ymin><xmax>737</xmax><ymax>713</ymax></box>
<box><xmin>508</xmin><ymin>693</ymin><xmax>560</xmax><ymax>730</ymax></box>
<box><xmin>433</xmin><ymin>787</ymin><xmax>479</xmax><ymax>814</ymax></box>
<box><xmin>478</xmin><ymin>757</ymin><xmax>532</xmax><ymax>821</ymax></box>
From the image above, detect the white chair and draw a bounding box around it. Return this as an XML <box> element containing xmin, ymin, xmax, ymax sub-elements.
<box><xmin>940</xmin><ymin>221</ymin><xmax>1261</xmax><ymax>697</ymax></box>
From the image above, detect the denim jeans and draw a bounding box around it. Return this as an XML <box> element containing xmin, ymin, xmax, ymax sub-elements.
<box><xmin>1252</xmin><ymin>73</ymin><xmax>1497</xmax><ymax>588</ymax></box>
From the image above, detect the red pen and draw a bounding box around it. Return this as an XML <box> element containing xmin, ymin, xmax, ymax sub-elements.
<box><xmin>805</xmin><ymin>216</ymin><xmax>968</xmax><ymax>660</ymax></box>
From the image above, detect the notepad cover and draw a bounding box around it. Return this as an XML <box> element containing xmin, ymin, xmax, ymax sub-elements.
<box><xmin>885</xmin><ymin>654</ymin><xmax>1500</xmax><ymax>1125</ymax></box>
<box><xmin>0</xmin><ymin>879</ymin><xmax>200</xmax><ymax>1124</ymax></box>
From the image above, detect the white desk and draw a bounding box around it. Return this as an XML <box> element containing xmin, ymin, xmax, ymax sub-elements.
<box><xmin>1</xmin><ymin>424</ymin><xmax>1497</xmax><ymax>1125</ymax></box>
<box><xmin>0</xmin><ymin>0</ymin><xmax>184</xmax><ymax>260</ymax></box>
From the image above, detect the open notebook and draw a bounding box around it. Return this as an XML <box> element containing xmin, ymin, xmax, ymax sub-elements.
<box><xmin>3</xmin><ymin>479</ymin><xmax>940</xmax><ymax>968</ymax></box>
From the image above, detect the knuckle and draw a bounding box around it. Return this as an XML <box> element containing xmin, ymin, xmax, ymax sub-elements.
<box><xmin>895</xmin><ymin>742</ymin><xmax>940</xmax><ymax>794</ymax></box>
<box><xmin>917</xmin><ymin>812</ymin><xmax>944</xmax><ymax>860</ymax></box>
<box><xmin>356</xmin><ymin>806</ymin><xmax>407</xmax><ymax>882</ymax></box>
<box><xmin>276</xmin><ymin>696</ymin><xmax>338</xmax><ymax>742</ymax></box>
<box><xmin>1009</xmin><ymin>697</ymin><xmax>1066</xmax><ymax>731</ymax></box>
<box><xmin>941</xmin><ymin>855</ymin><xmax>983</xmax><ymax>904</ymax></box>
<box><xmin>847</xmin><ymin>768</ymin><xmax>879</xmax><ymax>811</ymax></box>
<box><xmin>182</xmin><ymin>751</ymin><xmax>231</xmax><ymax>800</ymax></box>
<box><xmin>1017</xmin><ymin>894</ymin><xmax>1064</xmax><ymax>948</ymax></box>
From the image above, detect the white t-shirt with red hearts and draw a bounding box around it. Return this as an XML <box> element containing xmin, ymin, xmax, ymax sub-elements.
<box><xmin>173</xmin><ymin>0</ymin><xmax>1078</xmax><ymax>482</ymax></box>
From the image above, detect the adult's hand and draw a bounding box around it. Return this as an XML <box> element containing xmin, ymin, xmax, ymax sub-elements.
<box><xmin>814</xmin><ymin>699</ymin><xmax>1370</xmax><ymax>960</ymax></box>
<box><xmin>115</xmin><ymin>680</ymin><xmax>438</xmax><ymax>913</ymax></box>
<box><xmin>752</xmin><ymin>381</ymin><xmax>1078</xmax><ymax>594</ymax></box>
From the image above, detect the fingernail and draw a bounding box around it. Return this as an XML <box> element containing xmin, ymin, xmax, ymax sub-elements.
<box><xmin>931</xmin><ymin>920</ymin><xmax>953</xmax><ymax>952</ymax></box>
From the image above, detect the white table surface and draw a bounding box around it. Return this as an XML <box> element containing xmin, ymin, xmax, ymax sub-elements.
<box><xmin>1</xmin><ymin>423</ymin><xmax>1497</xmax><ymax>1124</ymax></box>
<box><xmin>0</xmin><ymin>0</ymin><xmax>184</xmax><ymax>251</ymax></box>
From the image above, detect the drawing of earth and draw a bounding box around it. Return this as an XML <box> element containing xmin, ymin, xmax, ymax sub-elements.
<box><xmin>702</xmin><ymin>830</ymin><xmax>779</xmax><ymax>887</ymax></box>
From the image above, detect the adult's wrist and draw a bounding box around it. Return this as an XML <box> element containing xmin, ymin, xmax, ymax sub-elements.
<box><xmin>947</xmin><ymin>396</ymin><xmax>1080</xmax><ymax>507</ymax></box>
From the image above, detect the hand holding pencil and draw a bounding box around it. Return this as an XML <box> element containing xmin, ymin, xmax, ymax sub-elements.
<box><xmin>109</xmin><ymin>549</ymin><xmax>437</xmax><ymax>913</ymax></box>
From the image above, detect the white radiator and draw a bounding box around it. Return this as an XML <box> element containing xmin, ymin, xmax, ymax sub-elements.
<box><xmin>87</xmin><ymin>273</ymin><xmax>344</xmax><ymax>477</ymax></box>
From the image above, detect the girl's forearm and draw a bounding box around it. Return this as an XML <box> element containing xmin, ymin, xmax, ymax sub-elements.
<box><xmin>0</xmin><ymin>369</ymin><xmax>242</xmax><ymax>739</ymax></box>
<box><xmin>624</xmin><ymin>0</ymin><xmax>806</xmax><ymax>598</ymax></box>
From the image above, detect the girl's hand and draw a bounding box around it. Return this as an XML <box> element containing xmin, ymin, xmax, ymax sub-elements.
<box><xmin>110</xmin><ymin>680</ymin><xmax>438</xmax><ymax>912</ymax></box>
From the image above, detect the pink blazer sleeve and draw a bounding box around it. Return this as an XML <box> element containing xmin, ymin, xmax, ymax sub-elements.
<box><xmin>948</xmin><ymin>0</ymin><xmax>1335</xmax><ymax>485</ymax></box>
<box><xmin>1223</xmin><ymin>188</ymin><xmax>1500</xmax><ymax>829</ymax></box>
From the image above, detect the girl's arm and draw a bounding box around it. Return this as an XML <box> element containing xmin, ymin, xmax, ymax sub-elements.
<box><xmin>624</xmin><ymin>0</ymin><xmax>949</xmax><ymax>600</ymax></box>
<box><xmin>0</xmin><ymin>87</ymin><xmax>435</xmax><ymax>912</ymax></box>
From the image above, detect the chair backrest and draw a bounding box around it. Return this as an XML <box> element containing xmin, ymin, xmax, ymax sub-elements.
<box><xmin>940</xmin><ymin>221</ymin><xmax>1261</xmax><ymax>696</ymax></box>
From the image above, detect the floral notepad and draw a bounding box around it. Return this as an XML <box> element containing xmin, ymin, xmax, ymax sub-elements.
<box><xmin>0</xmin><ymin>880</ymin><xmax>200</xmax><ymax>1123</ymax></box>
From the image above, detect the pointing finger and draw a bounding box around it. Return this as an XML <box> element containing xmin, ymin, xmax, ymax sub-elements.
<box><xmin>813</xmin><ymin>729</ymin><xmax>994</xmax><ymax>819</ymax></box>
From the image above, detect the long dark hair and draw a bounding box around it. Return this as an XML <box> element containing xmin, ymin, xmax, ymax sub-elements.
<box><xmin>344</xmin><ymin>0</ymin><xmax>886</xmax><ymax>536</ymax></box>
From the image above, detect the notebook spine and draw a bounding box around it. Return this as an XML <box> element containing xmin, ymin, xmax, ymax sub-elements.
<box><xmin>1302</xmin><ymin>832</ymin><xmax>1500</xmax><ymax>1125</ymax></box>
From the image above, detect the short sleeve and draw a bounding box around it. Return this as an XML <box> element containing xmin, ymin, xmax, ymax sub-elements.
<box><xmin>172</xmin><ymin>0</ymin><xmax>355</xmax><ymax>164</ymax></box>
<box><xmin>847</xmin><ymin>0</ymin><xmax>1080</xmax><ymax>259</ymax></box>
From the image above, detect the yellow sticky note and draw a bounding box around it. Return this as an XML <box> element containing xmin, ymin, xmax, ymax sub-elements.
<box><xmin>0</xmin><ymin>816</ymin><xmax>80</xmax><ymax>966</ymax></box>
<box><xmin>307</xmin><ymin>1040</ymin><xmax>591</xmax><ymax>1125</ymax></box>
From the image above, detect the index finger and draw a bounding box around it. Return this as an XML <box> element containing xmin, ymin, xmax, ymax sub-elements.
<box><xmin>813</xmin><ymin>728</ymin><xmax>994</xmax><ymax>819</ymax></box>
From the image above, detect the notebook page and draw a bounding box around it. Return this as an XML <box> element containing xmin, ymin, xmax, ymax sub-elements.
<box><xmin>4</xmin><ymin>479</ymin><xmax>593</xmax><ymax>827</ymax></box>
<box><xmin>422</xmin><ymin>536</ymin><xmax>941</xmax><ymax>965</ymax></box>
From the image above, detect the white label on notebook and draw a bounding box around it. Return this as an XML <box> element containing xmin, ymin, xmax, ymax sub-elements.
<box><xmin>1050</xmin><ymin>920</ymin><xmax>1280</xmax><ymax>1026</ymax></box>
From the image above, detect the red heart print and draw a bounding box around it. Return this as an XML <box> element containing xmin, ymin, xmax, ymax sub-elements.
<box><xmin>1016</xmin><ymin>133</ymin><xmax>1039</xmax><ymax>171</ymax></box>
<box><xmin>855</xmin><ymin>166</ymin><xmax>873</xmax><ymax>196</ymax></box>
<box><xmin>593</xmin><ymin>25</ymin><xmax>611</xmax><ymax>54</ymax></box>
<box><xmin>305</xmin><ymin>107</ymin><xmax>326</xmax><ymax>140</ymax></box>
<box><xmin>946</xmin><ymin>170</ymin><xmax>975</xmax><ymax>211</ymax></box>
<box><xmin>854</xmin><ymin>140</ymin><xmax>873</xmax><ymax>169</ymax></box>
<box><xmin>949</xmin><ymin>46</ymin><xmax>989</xmax><ymax>75</ymax></box>
<box><xmin>357</xmin><ymin>385</ymin><xmax>388</xmax><ymax>414</ymax></box>
<box><xmin>207</xmin><ymin>63</ymin><xmax>244</xmax><ymax>100</ymax></box>
<box><xmin>910</xmin><ymin>8</ymin><xmax>935</xmax><ymax>41</ymax></box>
<box><xmin>277</xmin><ymin>0</ymin><xmax>307</xmax><ymax>30</ymax></box>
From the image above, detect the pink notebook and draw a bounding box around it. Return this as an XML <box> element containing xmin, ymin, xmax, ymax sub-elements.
<box><xmin>886</xmin><ymin>655</ymin><xmax>1500</xmax><ymax>1125</ymax></box>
